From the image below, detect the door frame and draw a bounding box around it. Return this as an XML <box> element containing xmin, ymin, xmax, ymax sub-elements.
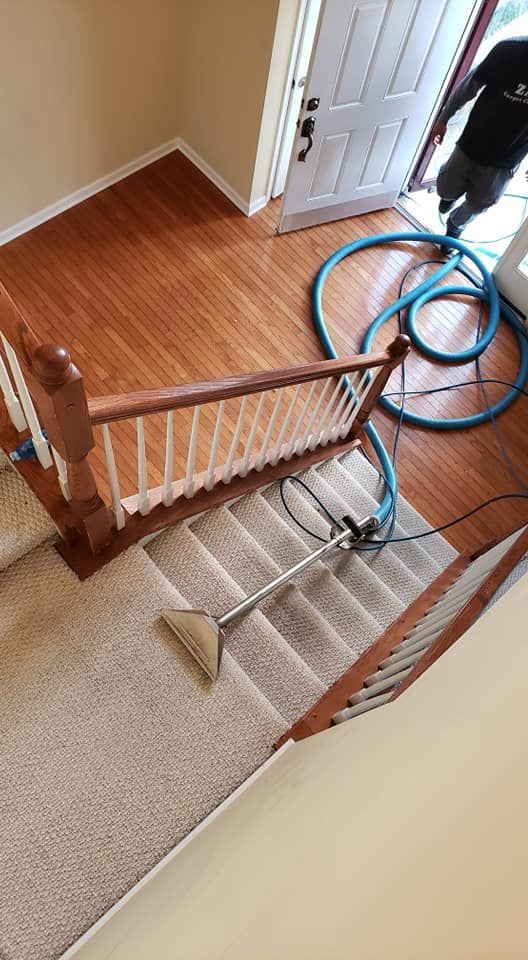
<box><xmin>407</xmin><ymin>0</ymin><xmax>500</xmax><ymax>192</ymax></box>
<box><xmin>494</xmin><ymin>219</ymin><xmax>528</xmax><ymax>316</ymax></box>
<box><xmin>268</xmin><ymin>0</ymin><xmax>321</xmax><ymax>203</ymax></box>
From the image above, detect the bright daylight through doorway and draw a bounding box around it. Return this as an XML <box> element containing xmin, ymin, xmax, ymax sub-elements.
<box><xmin>399</xmin><ymin>0</ymin><xmax>528</xmax><ymax>265</ymax></box>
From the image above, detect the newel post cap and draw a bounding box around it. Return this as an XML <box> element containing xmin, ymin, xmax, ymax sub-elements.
<box><xmin>32</xmin><ymin>344</ymin><xmax>74</xmax><ymax>386</ymax></box>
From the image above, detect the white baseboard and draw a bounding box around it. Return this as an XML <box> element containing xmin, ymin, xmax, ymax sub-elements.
<box><xmin>0</xmin><ymin>138</ymin><xmax>179</xmax><ymax>247</ymax></box>
<box><xmin>0</xmin><ymin>138</ymin><xmax>268</xmax><ymax>247</ymax></box>
<box><xmin>248</xmin><ymin>194</ymin><xmax>268</xmax><ymax>216</ymax></box>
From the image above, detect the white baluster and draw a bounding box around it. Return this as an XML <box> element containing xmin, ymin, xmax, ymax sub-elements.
<box><xmin>184</xmin><ymin>405</ymin><xmax>201</xmax><ymax>498</ymax></box>
<box><xmin>333</xmin><ymin>691</ymin><xmax>393</xmax><ymax>723</ymax></box>
<box><xmin>102</xmin><ymin>423</ymin><xmax>125</xmax><ymax>530</ymax></box>
<box><xmin>238</xmin><ymin>393</ymin><xmax>266</xmax><ymax>478</ymax></box>
<box><xmin>269</xmin><ymin>384</ymin><xmax>302</xmax><ymax>466</ymax></box>
<box><xmin>1</xmin><ymin>334</ymin><xmax>52</xmax><ymax>468</ymax></box>
<box><xmin>284</xmin><ymin>381</ymin><xmax>318</xmax><ymax>460</ymax></box>
<box><xmin>204</xmin><ymin>400</ymin><xmax>225</xmax><ymax>491</ymax></box>
<box><xmin>328</xmin><ymin>378</ymin><xmax>364</xmax><ymax>440</ymax></box>
<box><xmin>309</xmin><ymin>375</ymin><xmax>345</xmax><ymax>450</ymax></box>
<box><xmin>338</xmin><ymin>369</ymin><xmax>371</xmax><ymax>438</ymax></box>
<box><xmin>332</xmin><ymin>374</ymin><xmax>366</xmax><ymax>441</ymax></box>
<box><xmin>162</xmin><ymin>410</ymin><xmax>174</xmax><ymax>507</ymax></box>
<box><xmin>223</xmin><ymin>395</ymin><xmax>248</xmax><ymax>483</ymax></box>
<box><xmin>348</xmin><ymin>666</ymin><xmax>412</xmax><ymax>705</ymax></box>
<box><xmin>319</xmin><ymin>378</ymin><xmax>353</xmax><ymax>446</ymax></box>
<box><xmin>295</xmin><ymin>378</ymin><xmax>332</xmax><ymax>455</ymax></box>
<box><xmin>136</xmin><ymin>417</ymin><xmax>150</xmax><ymax>515</ymax></box>
<box><xmin>0</xmin><ymin>351</ymin><xmax>26</xmax><ymax>431</ymax></box>
<box><xmin>50</xmin><ymin>445</ymin><xmax>71</xmax><ymax>501</ymax></box>
<box><xmin>256</xmin><ymin>389</ymin><xmax>285</xmax><ymax>471</ymax></box>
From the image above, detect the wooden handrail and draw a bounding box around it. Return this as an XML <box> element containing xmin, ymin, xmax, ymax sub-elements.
<box><xmin>0</xmin><ymin>282</ymin><xmax>40</xmax><ymax>374</ymax></box>
<box><xmin>88</xmin><ymin>336</ymin><xmax>411</xmax><ymax>425</ymax></box>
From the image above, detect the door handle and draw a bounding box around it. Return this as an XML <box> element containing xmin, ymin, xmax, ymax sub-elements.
<box><xmin>298</xmin><ymin>116</ymin><xmax>316</xmax><ymax>162</ymax></box>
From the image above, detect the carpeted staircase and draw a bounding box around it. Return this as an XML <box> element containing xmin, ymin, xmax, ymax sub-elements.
<box><xmin>0</xmin><ymin>447</ymin><xmax>457</xmax><ymax>960</ymax></box>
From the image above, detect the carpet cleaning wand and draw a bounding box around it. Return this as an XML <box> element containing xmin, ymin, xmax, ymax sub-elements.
<box><xmin>163</xmin><ymin>512</ymin><xmax>379</xmax><ymax>680</ymax></box>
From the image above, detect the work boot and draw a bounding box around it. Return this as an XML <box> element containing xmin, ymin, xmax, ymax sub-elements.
<box><xmin>438</xmin><ymin>198</ymin><xmax>455</xmax><ymax>215</ymax></box>
<box><xmin>439</xmin><ymin>219</ymin><xmax>463</xmax><ymax>256</ymax></box>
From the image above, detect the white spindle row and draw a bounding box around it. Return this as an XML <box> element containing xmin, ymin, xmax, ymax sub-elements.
<box><xmin>0</xmin><ymin>334</ymin><xmax>74</xmax><ymax>506</ymax></box>
<box><xmin>333</xmin><ymin>531</ymin><xmax>524</xmax><ymax>725</ymax></box>
<box><xmin>0</xmin><ymin>333</ymin><xmax>52</xmax><ymax>469</ymax></box>
<box><xmin>97</xmin><ymin>368</ymin><xmax>377</xmax><ymax>522</ymax></box>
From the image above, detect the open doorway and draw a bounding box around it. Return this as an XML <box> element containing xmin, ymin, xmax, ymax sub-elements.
<box><xmin>399</xmin><ymin>0</ymin><xmax>528</xmax><ymax>264</ymax></box>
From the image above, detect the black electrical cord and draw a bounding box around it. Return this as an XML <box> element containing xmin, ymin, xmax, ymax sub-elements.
<box><xmin>381</xmin><ymin>379</ymin><xmax>528</xmax><ymax>401</ymax></box>
<box><xmin>279</xmin><ymin>475</ymin><xmax>338</xmax><ymax>543</ymax></box>
<box><xmin>360</xmin><ymin>493</ymin><xmax>528</xmax><ymax>546</ymax></box>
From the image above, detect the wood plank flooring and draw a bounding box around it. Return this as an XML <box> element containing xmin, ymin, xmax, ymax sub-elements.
<box><xmin>1</xmin><ymin>150</ymin><xmax>527</xmax><ymax>552</ymax></box>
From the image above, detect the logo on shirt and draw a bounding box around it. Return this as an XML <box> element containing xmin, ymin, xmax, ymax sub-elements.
<box><xmin>505</xmin><ymin>81</ymin><xmax>528</xmax><ymax>103</ymax></box>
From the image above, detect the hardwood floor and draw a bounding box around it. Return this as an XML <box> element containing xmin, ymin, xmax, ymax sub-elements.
<box><xmin>1</xmin><ymin>150</ymin><xmax>527</xmax><ymax>552</ymax></box>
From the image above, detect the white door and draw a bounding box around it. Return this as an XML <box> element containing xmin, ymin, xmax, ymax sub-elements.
<box><xmin>494</xmin><ymin>219</ymin><xmax>528</xmax><ymax>316</ymax></box>
<box><xmin>279</xmin><ymin>0</ymin><xmax>478</xmax><ymax>233</ymax></box>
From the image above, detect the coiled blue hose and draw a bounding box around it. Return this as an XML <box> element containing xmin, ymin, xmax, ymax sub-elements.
<box><xmin>312</xmin><ymin>230</ymin><xmax>528</xmax><ymax>525</ymax></box>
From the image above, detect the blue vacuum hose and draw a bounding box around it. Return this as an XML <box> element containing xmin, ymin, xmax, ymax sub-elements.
<box><xmin>312</xmin><ymin>231</ymin><xmax>528</xmax><ymax>525</ymax></box>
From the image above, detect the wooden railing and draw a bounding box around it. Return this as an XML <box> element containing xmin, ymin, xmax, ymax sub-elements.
<box><xmin>276</xmin><ymin>522</ymin><xmax>528</xmax><ymax>745</ymax></box>
<box><xmin>0</xmin><ymin>278</ymin><xmax>409</xmax><ymax>577</ymax></box>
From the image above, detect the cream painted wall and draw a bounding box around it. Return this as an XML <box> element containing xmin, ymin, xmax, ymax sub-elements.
<box><xmin>176</xmin><ymin>0</ymin><xmax>281</xmax><ymax>204</ymax></box>
<box><xmin>1</xmin><ymin>0</ymin><xmax>289</xmax><ymax>234</ymax></box>
<box><xmin>0</xmin><ymin>0</ymin><xmax>176</xmax><ymax>232</ymax></box>
<box><xmin>66</xmin><ymin>574</ymin><xmax>528</xmax><ymax>959</ymax></box>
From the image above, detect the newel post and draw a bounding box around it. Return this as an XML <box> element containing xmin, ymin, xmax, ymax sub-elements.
<box><xmin>30</xmin><ymin>344</ymin><xmax>113</xmax><ymax>555</ymax></box>
<box><xmin>353</xmin><ymin>334</ymin><xmax>411</xmax><ymax>432</ymax></box>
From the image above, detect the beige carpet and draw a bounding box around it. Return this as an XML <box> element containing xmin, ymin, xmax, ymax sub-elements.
<box><xmin>0</xmin><ymin>463</ymin><xmax>55</xmax><ymax>571</ymax></box>
<box><xmin>0</xmin><ymin>448</ymin><xmax>458</xmax><ymax>960</ymax></box>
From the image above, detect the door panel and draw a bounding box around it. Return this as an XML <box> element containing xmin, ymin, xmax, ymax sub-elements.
<box><xmin>333</xmin><ymin>2</ymin><xmax>388</xmax><ymax>107</ymax></box>
<box><xmin>279</xmin><ymin>0</ymin><xmax>478</xmax><ymax>233</ymax></box>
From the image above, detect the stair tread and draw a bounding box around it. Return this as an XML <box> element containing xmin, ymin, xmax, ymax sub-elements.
<box><xmin>339</xmin><ymin>449</ymin><xmax>458</xmax><ymax>568</ymax></box>
<box><xmin>314</xmin><ymin>460</ymin><xmax>446</xmax><ymax>585</ymax></box>
<box><xmin>147</xmin><ymin>524</ymin><xmax>325</xmax><ymax>722</ymax></box>
<box><xmin>191</xmin><ymin>505</ymin><xmax>355</xmax><ymax>685</ymax></box>
<box><xmin>230</xmin><ymin>492</ymin><xmax>385</xmax><ymax>658</ymax></box>
<box><xmin>0</xmin><ymin>462</ymin><xmax>56</xmax><ymax>572</ymax></box>
<box><xmin>263</xmin><ymin>482</ymin><xmax>405</xmax><ymax>629</ymax></box>
<box><xmin>297</xmin><ymin>466</ymin><xmax>428</xmax><ymax>605</ymax></box>
<box><xmin>0</xmin><ymin>543</ymin><xmax>284</xmax><ymax>960</ymax></box>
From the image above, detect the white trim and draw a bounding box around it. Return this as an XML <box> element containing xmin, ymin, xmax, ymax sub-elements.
<box><xmin>176</xmin><ymin>138</ymin><xmax>254</xmax><ymax>216</ymax></box>
<box><xmin>0</xmin><ymin>138</ymin><xmax>268</xmax><ymax>246</ymax></box>
<box><xmin>268</xmin><ymin>0</ymin><xmax>309</xmax><ymax>201</ymax></box>
<box><xmin>0</xmin><ymin>138</ymin><xmax>179</xmax><ymax>246</ymax></box>
<box><xmin>60</xmin><ymin>740</ymin><xmax>293</xmax><ymax>959</ymax></box>
<box><xmin>248</xmin><ymin>194</ymin><xmax>268</xmax><ymax>216</ymax></box>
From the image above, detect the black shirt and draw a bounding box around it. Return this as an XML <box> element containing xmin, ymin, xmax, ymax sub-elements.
<box><xmin>459</xmin><ymin>38</ymin><xmax>528</xmax><ymax>169</ymax></box>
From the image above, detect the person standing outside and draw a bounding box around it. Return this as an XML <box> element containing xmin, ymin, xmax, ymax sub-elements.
<box><xmin>431</xmin><ymin>37</ymin><xmax>528</xmax><ymax>250</ymax></box>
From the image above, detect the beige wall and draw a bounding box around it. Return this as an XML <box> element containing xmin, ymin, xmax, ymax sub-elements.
<box><xmin>0</xmin><ymin>0</ymin><xmax>176</xmax><ymax>232</ymax></box>
<box><xmin>176</xmin><ymin>0</ymin><xmax>280</xmax><ymax>203</ymax></box>
<box><xmin>1</xmin><ymin>0</ymin><xmax>287</xmax><ymax>234</ymax></box>
<box><xmin>67</xmin><ymin>574</ymin><xmax>528</xmax><ymax>959</ymax></box>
